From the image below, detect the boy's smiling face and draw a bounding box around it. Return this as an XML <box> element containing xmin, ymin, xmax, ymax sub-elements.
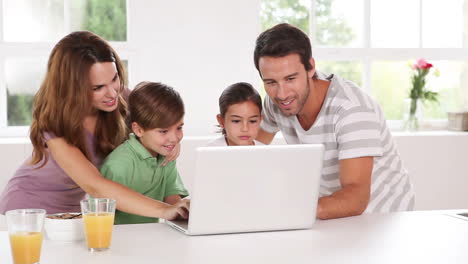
<box><xmin>132</xmin><ymin>119</ymin><xmax>184</xmax><ymax>157</ymax></box>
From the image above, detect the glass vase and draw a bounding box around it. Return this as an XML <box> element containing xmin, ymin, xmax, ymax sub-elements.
<box><xmin>403</xmin><ymin>98</ymin><xmax>423</xmax><ymax>131</ymax></box>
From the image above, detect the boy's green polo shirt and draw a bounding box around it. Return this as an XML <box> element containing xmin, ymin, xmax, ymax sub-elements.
<box><xmin>100</xmin><ymin>134</ymin><xmax>189</xmax><ymax>225</ymax></box>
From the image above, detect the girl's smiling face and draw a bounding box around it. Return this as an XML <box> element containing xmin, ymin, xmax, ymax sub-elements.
<box><xmin>217</xmin><ymin>101</ymin><xmax>262</xmax><ymax>146</ymax></box>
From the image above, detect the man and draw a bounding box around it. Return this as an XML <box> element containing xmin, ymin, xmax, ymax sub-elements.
<box><xmin>254</xmin><ymin>23</ymin><xmax>414</xmax><ymax>219</ymax></box>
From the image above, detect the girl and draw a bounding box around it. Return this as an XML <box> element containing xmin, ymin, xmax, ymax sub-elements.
<box><xmin>0</xmin><ymin>31</ymin><xmax>188</xmax><ymax>221</ymax></box>
<box><xmin>208</xmin><ymin>82</ymin><xmax>264</xmax><ymax>146</ymax></box>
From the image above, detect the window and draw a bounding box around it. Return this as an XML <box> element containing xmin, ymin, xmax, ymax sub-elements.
<box><xmin>0</xmin><ymin>0</ymin><xmax>127</xmax><ymax>136</ymax></box>
<box><xmin>260</xmin><ymin>0</ymin><xmax>468</xmax><ymax>128</ymax></box>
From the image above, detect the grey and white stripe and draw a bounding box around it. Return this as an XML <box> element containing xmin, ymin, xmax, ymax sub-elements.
<box><xmin>261</xmin><ymin>72</ymin><xmax>415</xmax><ymax>213</ymax></box>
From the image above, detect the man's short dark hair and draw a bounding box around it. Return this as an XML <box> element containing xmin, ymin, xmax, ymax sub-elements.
<box><xmin>254</xmin><ymin>23</ymin><xmax>313</xmax><ymax>75</ymax></box>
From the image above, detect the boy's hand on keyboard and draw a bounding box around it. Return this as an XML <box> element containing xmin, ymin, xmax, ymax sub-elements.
<box><xmin>163</xmin><ymin>199</ymin><xmax>190</xmax><ymax>220</ymax></box>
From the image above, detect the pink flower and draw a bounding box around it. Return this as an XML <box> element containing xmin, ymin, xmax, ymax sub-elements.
<box><xmin>413</xmin><ymin>58</ymin><xmax>433</xmax><ymax>70</ymax></box>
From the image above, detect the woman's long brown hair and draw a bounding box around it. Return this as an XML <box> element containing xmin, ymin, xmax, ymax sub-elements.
<box><xmin>30</xmin><ymin>31</ymin><xmax>128</xmax><ymax>167</ymax></box>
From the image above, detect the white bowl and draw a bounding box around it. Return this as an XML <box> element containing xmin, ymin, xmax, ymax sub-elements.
<box><xmin>44</xmin><ymin>213</ymin><xmax>85</xmax><ymax>241</ymax></box>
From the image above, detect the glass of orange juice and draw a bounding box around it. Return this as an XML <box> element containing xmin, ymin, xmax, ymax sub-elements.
<box><xmin>80</xmin><ymin>198</ymin><xmax>116</xmax><ymax>252</ymax></box>
<box><xmin>6</xmin><ymin>209</ymin><xmax>46</xmax><ymax>264</ymax></box>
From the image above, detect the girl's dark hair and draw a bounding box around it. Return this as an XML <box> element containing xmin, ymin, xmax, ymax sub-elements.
<box><xmin>129</xmin><ymin>82</ymin><xmax>184</xmax><ymax>130</ymax></box>
<box><xmin>218</xmin><ymin>82</ymin><xmax>262</xmax><ymax>135</ymax></box>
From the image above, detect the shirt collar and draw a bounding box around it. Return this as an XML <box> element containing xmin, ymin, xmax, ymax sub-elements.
<box><xmin>127</xmin><ymin>134</ymin><xmax>164</xmax><ymax>163</ymax></box>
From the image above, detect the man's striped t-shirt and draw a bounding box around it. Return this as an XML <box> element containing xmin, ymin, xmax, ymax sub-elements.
<box><xmin>261</xmin><ymin>72</ymin><xmax>415</xmax><ymax>213</ymax></box>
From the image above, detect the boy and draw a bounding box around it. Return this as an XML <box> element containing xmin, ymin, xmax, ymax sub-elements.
<box><xmin>100</xmin><ymin>81</ymin><xmax>189</xmax><ymax>224</ymax></box>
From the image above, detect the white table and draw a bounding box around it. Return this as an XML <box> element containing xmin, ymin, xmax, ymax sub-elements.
<box><xmin>2</xmin><ymin>210</ymin><xmax>468</xmax><ymax>264</ymax></box>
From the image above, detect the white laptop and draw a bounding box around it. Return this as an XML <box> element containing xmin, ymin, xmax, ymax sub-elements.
<box><xmin>166</xmin><ymin>144</ymin><xmax>324</xmax><ymax>235</ymax></box>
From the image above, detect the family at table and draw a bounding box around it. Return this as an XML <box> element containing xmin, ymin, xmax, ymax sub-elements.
<box><xmin>0</xmin><ymin>23</ymin><xmax>414</xmax><ymax>224</ymax></box>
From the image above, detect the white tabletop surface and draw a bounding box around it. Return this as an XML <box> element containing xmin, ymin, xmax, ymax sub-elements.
<box><xmin>2</xmin><ymin>210</ymin><xmax>468</xmax><ymax>264</ymax></box>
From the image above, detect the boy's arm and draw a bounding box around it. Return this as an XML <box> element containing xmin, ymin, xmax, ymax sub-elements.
<box><xmin>163</xmin><ymin>162</ymin><xmax>189</xmax><ymax>199</ymax></box>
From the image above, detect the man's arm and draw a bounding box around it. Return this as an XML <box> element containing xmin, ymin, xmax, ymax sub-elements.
<box><xmin>316</xmin><ymin>156</ymin><xmax>373</xmax><ymax>219</ymax></box>
<box><xmin>256</xmin><ymin>128</ymin><xmax>276</xmax><ymax>145</ymax></box>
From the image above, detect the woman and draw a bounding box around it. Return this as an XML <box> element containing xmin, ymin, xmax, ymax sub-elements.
<box><xmin>0</xmin><ymin>31</ymin><xmax>188</xmax><ymax>220</ymax></box>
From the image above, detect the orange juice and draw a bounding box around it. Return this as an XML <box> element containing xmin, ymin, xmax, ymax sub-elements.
<box><xmin>9</xmin><ymin>232</ymin><xmax>43</xmax><ymax>264</ymax></box>
<box><xmin>83</xmin><ymin>213</ymin><xmax>115</xmax><ymax>249</ymax></box>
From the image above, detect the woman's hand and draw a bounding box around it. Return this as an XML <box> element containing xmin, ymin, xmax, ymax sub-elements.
<box><xmin>162</xmin><ymin>199</ymin><xmax>190</xmax><ymax>220</ymax></box>
<box><xmin>161</xmin><ymin>142</ymin><xmax>181</xmax><ymax>166</ymax></box>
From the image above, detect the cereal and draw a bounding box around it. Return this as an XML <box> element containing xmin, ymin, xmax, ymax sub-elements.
<box><xmin>46</xmin><ymin>213</ymin><xmax>82</xmax><ymax>219</ymax></box>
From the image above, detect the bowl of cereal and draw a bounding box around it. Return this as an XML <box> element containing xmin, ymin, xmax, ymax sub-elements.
<box><xmin>44</xmin><ymin>213</ymin><xmax>84</xmax><ymax>241</ymax></box>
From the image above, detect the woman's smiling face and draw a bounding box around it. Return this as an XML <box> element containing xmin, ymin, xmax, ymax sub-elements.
<box><xmin>89</xmin><ymin>62</ymin><xmax>120</xmax><ymax>113</ymax></box>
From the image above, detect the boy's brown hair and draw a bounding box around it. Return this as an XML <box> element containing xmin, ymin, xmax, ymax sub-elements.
<box><xmin>129</xmin><ymin>82</ymin><xmax>184</xmax><ymax>130</ymax></box>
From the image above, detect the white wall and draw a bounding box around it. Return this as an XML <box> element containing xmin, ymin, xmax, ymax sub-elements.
<box><xmin>124</xmin><ymin>0</ymin><xmax>262</xmax><ymax>136</ymax></box>
<box><xmin>1</xmin><ymin>132</ymin><xmax>467</xmax><ymax>211</ymax></box>
<box><xmin>394</xmin><ymin>132</ymin><xmax>468</xmax><ymax>210</ymax></box>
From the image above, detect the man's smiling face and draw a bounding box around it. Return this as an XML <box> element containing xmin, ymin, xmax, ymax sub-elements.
<box><xmin>259</xmin><ymin>53</ymin><xmax>313</xmax><ymax>116</ymax></box>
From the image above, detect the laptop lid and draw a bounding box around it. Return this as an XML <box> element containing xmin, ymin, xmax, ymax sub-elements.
<box><xmin>168</xmin><ymin>144</ymin><xmax>324</xmax><ymax>235</ymax></box>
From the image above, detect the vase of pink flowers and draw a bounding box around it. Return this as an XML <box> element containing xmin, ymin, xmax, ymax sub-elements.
<box><xmin>403</xmin><ymin>58</ymin><xmax>439</xmax><ymax>131</ymax></box>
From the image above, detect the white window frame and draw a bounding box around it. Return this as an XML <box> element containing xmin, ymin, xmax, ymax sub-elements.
<box><xmin>310</xmin><ymin>0</ymin><xmax>468</xmax><ymax>130</ymax></box>
<box><xmin>0</xmin><ymin>0</ymin><xmax>131</xmax><ymax>138</ymax></box>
